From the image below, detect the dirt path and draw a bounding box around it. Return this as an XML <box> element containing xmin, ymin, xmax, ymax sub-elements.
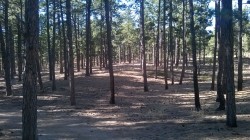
<box><xmin>1</xmin><ymin>63</ymin><xmax>250</xmax><ymax>139</ymax></box>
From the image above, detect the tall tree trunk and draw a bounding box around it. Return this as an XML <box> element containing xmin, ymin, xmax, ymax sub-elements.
<box><xmin>66</xmin><ymin>0</ymin><xmax>76</xmax><ymax>105</ymax></box>
<box><xmin>104</xmin><ymin>0</ymin><xmax>115</xmax><ymax>104</ymax></box>
<box><xmin>9</xmin><ymin>26</ymin><xmax>16</xmax><ymax>79</ymax></box>
<box><xmin>4</xmin><ymin>0</ymin><xmax>12</xmax><ymax>96</ymax></box>
<box><xmin>60</xmin><ymin>0</ymin><xmax>68</xmax><ymax>80</ymax></box>
<box><xmin>163</xmin><ymin>0</ymin><xmax>168</xmax><ymax>89</ymax></box>
<box><xmin>155</xmin><ymin>0</ymin><xmax>161</xmax><ymax>79</ymax></box>
<box><xmin>0</xmin><ymin>24</ymin><xmax>12</xmax><ymax>96</ymax></box>
<box><xmin>74</xmin><ymin>14</ymin><xmax>80</xmax><ymax>72</ymax></box>
<box><xmin>175</xmin><ymin>37</ymin><xmax>180</xmax><ymax>67</ymax></box>
<box><xmin>221</xmin><ymin>0</ymin><xmax>237</xmax><ymax>127</ymax></box>
<box><xmin>140</xmin><ymin>0</ymin><xmax>148</xmax><ymax>92</ymax></box>
<box><xmin>77</xmin><ymin>17</ymin><xmax>81</xmax><ymax>72</ymax></box>
<box><xmin>237</xmin><ymin>0</ymin><xmax>243</xmax><ymax>91</ymax></box>
<box><xmin>169</xmin><ymin>0</ymin><xmax>174</xmax><ymax>85</ymax></box>
<box><xmin>22</xmin><ymin>0</ymin><xmax>39</xmax><ymax>138</ymax></box>
<box><xmin>46</xmin><ymin>0</ymin><xmax>52</xmax><ymax>81</ymax></box>
<box><xmin>36</xmin><ymin>50</ymin><xmax>44</xmax><ymax>91</ymax></box>
<box><xmin>198</xmin><ymin>34</ymin><xmax>201</xmax><ymax>75</ymax></box>
<box><xmin>179</xmin><ymin>0</ymin><xmax>187</xmax><ymax>85</ymax></box>
<box><xmin>211</xmin><ymin>0</ymin><xmax>219</xmax><ymax>91</ymax></box>
<box><xmin>189</xmin><ymin>0</ymin><xmax>201</xmax><ymax>111</ymax></box>
<box><xmin>85</xmin><ymin>0</ymin><xmax>91</xmax><ymax>76</ymax></box>
<box><xmin>216</xmin><ymin>0</ymin><xmax>225</xmax><ymax>111</ymax></box>
<box><xmin>58</xmin><ymin>14</ymin><xmax>64</xmax><ymax>74</ymax></box>
<box><xmin>17</xmin><ymin>15</ymin><xmax>23</xmax><ymax>81</ymax></box>
<box><xmin>100</xmin><ymin>0</ymin><xmax>104</xmax><ymax>69</ymax></box>
<box><xmin>81</xmin><ymin>53</ymin><xmax>84</xmax><ymax>69</ymax></box>
<box><xmin>51</xmin><ymin>0</ymin><xmax>56</xmax><ymax>91</ymax></box>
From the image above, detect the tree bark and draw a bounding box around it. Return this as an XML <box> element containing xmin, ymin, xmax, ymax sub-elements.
<box><xmin>140</xmin><ymin>0</ymin><xmax>148</xmax><ymax>92</ymax></box>
<box><xmin>85</xmin><ymin>0</ymin><xmax>91</xmax><ymax>76</ymax></box>
<box><xmin>51</xmin><ymin>0</ymin><xmax>56</xmax><ymax>91</ymax></box>
<box><xmin>4</xmin><ymin>0</ymin><xmax>12</xmax><ymax>96</ymax></box>
<box><xmin>22</xmin><ymin>0</ymin><xmax>39</xmax><ymax>138</ymax></box>
<box><xmin>189</xmin><ymin>0</ymin><xmax>201</xmax><ymax>111</ymax></box>
<box><xmin>237</xmin><ymin>0</ymin><xmax>243</xmax><ymax>91</ymax></box>
<box><xmin>17</xmin><ymin>15</ymin><xmax>23</xmax><ymax>81</ymax></box>
<box><xmin>74</xmin><ymin>14</ymin><xmax>80</xmax><ymax>72</ymax></box>
<box><xmin>9</xmin><ymin>26</ymin><xmax>16</xmax><ymax>79</ymax></box>
<box><xmin>66</xmin><ymin>0</ymin><xmax>76</xmax><ymax>105</ymax></box>
<box><xmin>179</xmin><ymin>0</ymin><xmax>187</xmax><ymax>85</ymax></box>
<box><xmin>169</xmin><ymin>0</ymin><xmax>174</xmax><ymax>85</ymax></box>
<box><xmin>58</xmin><ymin>14</ymin><xmax>64</xmax><ymax>74</ymax></box>
<box><xmin>104</xmin><ymin>0</ymin><xmax>115</xmax><ymax>104</ymax></box>
<box><xmin>163</xmin><ymin>0</ymin><xmax>168</xmax><ymax>89</ymax></box>
<box><xmin>46</xmin><ymin>0</ymin><xmax>52</xmax><ymax>81</ymax></box>
<box><xmin>221</xmin><ymin>0</ymin><xmax>237</xmax><ymax>127</ymax></box>
<box><xmin>155</xmin><ymin>0</ymin><xmax>161</xmax><ymax>79</ymax></box>
<box><xmin>60</xmin><ymin>0</ymin><xmax>68</xmax><ymax>80</ymax></box>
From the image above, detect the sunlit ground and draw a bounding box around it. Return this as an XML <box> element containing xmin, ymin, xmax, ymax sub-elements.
<box><xmin>0</xmin><ymin>59</ymin><xmax>250</xmax><ymax>139</ymax></box>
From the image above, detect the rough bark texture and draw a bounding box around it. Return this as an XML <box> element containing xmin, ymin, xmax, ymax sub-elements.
<box><xmin>221</xmin><ymin>0</ymin><xmax>237</xmax><ymax>127</ymax></box>
<box><xmin>140</xmin><ymin>0</ymin><xmax>148</xmax><ymax>92</ymax></box>
<box><xmin>105</xmin><ymin>0</ymin><xmax>115</xmax><ymax>104</ymax></box>
<box><xmin>22</xmin><ymin>0</ymin><xmax>39</xmax><ymax>138</ymax></box>
<box><xmin>66</xmin><ymin>0</ymin><xmax>76</xmax><ymax>105</ymax></box>
<box><xmin>189</xmin><ymin>0</ymin><xmax>201</xmax><ymax>111</ymax></box>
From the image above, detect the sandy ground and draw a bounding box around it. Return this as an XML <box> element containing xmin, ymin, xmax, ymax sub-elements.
<box><xmin>1</xmin><ymin>62</ymin><xmax>250</xmax><ymax>140</ymax></box>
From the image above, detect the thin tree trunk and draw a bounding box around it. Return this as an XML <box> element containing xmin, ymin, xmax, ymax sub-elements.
<box><xmin>60</xmin><ymin>0</ymin><xmax>68</xmax><ymax>80</ymax></box>
<box><xmin>51</xmin><ymin>0</ymin><xmax>56</xmax><ymax>91</ymax></box>
<box><xmin>17</xmin><ymin>15</ymin><xmax>22</xmax><ymax>81</ymax></box>
<box><xmin>46</xmin><ymin>0</ymin><xmax>52</xmax><ymax>81</ymax></box>
<box><xmin>66</xmin><ymin>0</ymin><xmax>76</xmax><ymax>105</ymax></box>
<box><xmin>104</xmin><ymin>0</ymin><xmax>115</xmax><ymax>104</ymax></box>
<box><xmin>189</xmin><ymin>0</ymin><xmax>201</xmax><ymax>111</ymax></box>
<box><xmin>211</xmin><ymin>0</ymin><xmax>219</xmax><ymax>90</ymax></box>
<box><xmin>9</xmin><ymin>26</ymin><xmax>16</xmax><ymax>79</ymax></box>
<box><xmin>140</xmin><ymin>0</ymin><xmax>148</xmax><ymax>92</ymax></box>
<box><xmin>4</xmin><ymin>0</ymin><xmax>12</xmax><ymax>96</ymax></box>
<box><xmin>58</xmin><ymin>14</ymin><xmax>64</xmax><ymax>74</ymax></box>
<box><xmin>36</xmin><ymin>51</ymin><xmax>44</xmax><ymax>91</ymax></box>
<box><xmin>175</xmin><ymin>37</ymin><xmax>180</xmax><ymax>67</ymax></box>
<box><xmin>85</xmin><ymin>0</ymin><xmax>91</xmax><ymax>76</ymax></box>
<box><xmin>169</xmin><ymin>0</ymin><xmax>174</xmax><ymax>85</ymax></box>
<box><xmin>179</xmin><ymin>0</ymin><xmax>186</xmax><ymax>85</ymax></box>
<box><xmin>163</xmin><ymin>0</ymin><xmax>168</xmax><ymax>89</ymax></box>
<box><xmin>22</xmin><ymin>0</ymin><xmax>39</xmax><ymax>138</ymax></box>
<box><xmin>74</xmin><ymin>14</ymin><xmax>80</xmax><ymax>72</ymax></box>
<box><xmin>155</xmin><ymin>0</ymin><xmax>161</xmax><ymax>79</ymax></box>
<box><xmin>237</xmin><ymin>0</ymin><xmax>243</xmax><ymax>91</ymax></box>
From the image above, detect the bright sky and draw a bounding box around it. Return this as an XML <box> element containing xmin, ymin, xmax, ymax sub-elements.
<box><xmin>206</xmin><ymin>0</ymin><xmax>250</xmax><ymax>31</ymax></box>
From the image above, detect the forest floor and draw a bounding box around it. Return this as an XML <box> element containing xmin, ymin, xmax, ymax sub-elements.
<box><xmin>1</xmin><ymin>60</ymin><xmax>250</xmax><ymax>140</ymax></box>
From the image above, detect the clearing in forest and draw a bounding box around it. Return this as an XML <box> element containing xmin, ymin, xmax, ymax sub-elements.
<box><xmin>0</xmin><ymin>63</ymin><xmax>250</xmax><ymax>140</ymax></box>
